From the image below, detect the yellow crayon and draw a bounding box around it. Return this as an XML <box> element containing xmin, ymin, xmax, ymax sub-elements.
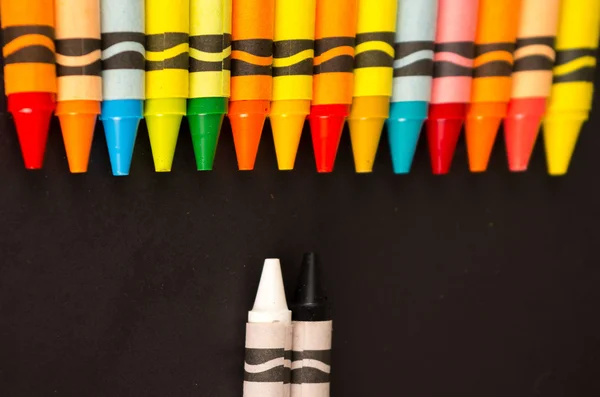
<box><xmin>188</xmin><ymin>0</ymin><xmax>232</xmax><ymax>171</ymax></box>
<box><xmin>543</xmin><ymin>0</ymin><xmax>600</xmax><ymax>175</ymax></box>
<box><xmin>145</xmin><ymin>0</ymin><xmax>189</xmax><ymax>172</ymax></box>
<box><xmin>348</xmin><ymin>0</ymin><xmax>397</xmax><ymax>173</ymax></box>
<box><xmin>270</xmin><ymin>0</ymin><xmax>316</xmax><ymax>170</ymax></box>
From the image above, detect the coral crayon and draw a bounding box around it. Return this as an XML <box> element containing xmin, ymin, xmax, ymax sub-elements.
<box><xmin>348</xmin><ymin>0</ymin><xmax>397</xmax><ymax>173</ymax></box>
<box><xmin>243</xmin><ymin>259</ymin><xmax>292</xmax><ymax>397</ymax></box>
<box><xmin>386</xmin><ymin>0</ymin><xmax>438</xmax><ymax>174</ymax></box>
<box><xmin>100</xmin><ymin>0</ymin><xmax>145</xmax><ymax>176</ymax></box>
<box><xmin>1</xmin><ymin>0</ymin><xmax>57</xmax><ymax>169</ymax></box>
<box><xmin>465</xmin><ymin>0</ymin><xmax>521</xmax><ymax>172</ymax></box>
<box><xmin>145</xmin><ymin>0</ymin><xmax>189</xmax><ymax>172</ymax></box>
<box><xmin>309</xmin><ymin>0</ymin><xmax>357</xmax><ymax>173</ymax></box>
<box><xmin>270</xmin><ymin>0</ymin><xmax>316</xmax><ymax>171</ymax></box>
<box><xmin>426</xmin><ymin>0</ymin><xmax>478</xmax><ymax>174</ymax></box>
<box><xmin>543</xmin><ymin>0</ymin><xmax>600</xmax><ymax>175</ymax></box>
<box><xmin>55</xmin><ymin>0</ymin><xmax>102</xmax><ymax>173</ymax></box>
<box><xmin>504</xmin><ymin>0</ymin><xmax>560</xmax><ymax>172</ymax></box>
<box><xmin>188</xmin><ymin>0</ymin><xmax>232</xmax><ymax>171</ymax></box>
<box><xmin>290</xmin><ymin>253</ymin><xmax>332</xmax><ymax>397</ymax></box>
<box><xmin>229</xmin><ymin>0</ymin><xmax>275</xmax><ymax>170</ymax></box>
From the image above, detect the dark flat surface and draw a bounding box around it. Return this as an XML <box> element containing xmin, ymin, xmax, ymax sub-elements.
<box><xmin>1</xmin><ymin>72</ymin><xmax>600</xmax><ymax>397</ymax></box>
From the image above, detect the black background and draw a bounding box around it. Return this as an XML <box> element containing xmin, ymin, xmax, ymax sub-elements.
<box><xmin>1</xmin><ymin>66</ymin><xmax>599</xmax><ymax>397</ymax></box>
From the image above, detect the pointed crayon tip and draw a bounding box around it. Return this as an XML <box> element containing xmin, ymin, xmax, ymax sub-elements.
<box><xmin>270</xmin><ymin>100</ymin><xmax>309</xmax><ymax>171</ymax></box>
<box><xmin>348</xmin><ymin>118</ymin><xmax>384</xmax><ymax>173</ymax></box>
<box><xmin>59</xmin><ymin>113</ymin><xmax>98</xmax><ymax>173</ymax></box>
<box><xmin>271</xmin><ymin>114</ymin><xmax>306</xmax><ymax>171</ymax></box>
<box><xmin>103</xmin><ymin>117</ymin><xmax>141</xmax><ymax>176</ymax></box>
<box><xmin>101</xmin><ymin>100</ymin><xmax>143</xmax><ymax>176</ymax></box>
<box><xmin>387</xmin><ymin>118</ymin><xmax>424</xmax><ymax>174</ymax></box>
<box><xmin>229</xmin><ymin>100</ymin><xmax>269</xmax><ymax>171</ymax></box>
<box><xmin>13</xmin><ymin>109</ymin><xmax>53</xmax><ymax>170</ymax></box>
<box><xmin>309</xmin><ymin>105</ymin><xmax>349</xmax><ymax>173</ymax></box>
<box><xmin>543</xmin><ymin>117</ymin><xmax>585</xmax><ymax>176</ymax></box>
<box><xmin>249</xmin><ymin>258</ymin><xmax>291</xmax><ymax>324</ymax></box>
<box><xmin>504</xmin><ymin>114</ymin><xmax>542</xmax><ymax>172</ymax></box>
<box><xmin>188</xmin><ymin>97</ymin><xmax>227</xmax><ymax>171</ymax></box>
<box><xmin>8</xmin><ymin>93</ymin><xmax>55</xmax><ymax>169</ymax></box>
<box><xmin>189</xmin><ymin>113</ymin><xmax>224</xmax><ymax>171</ymax></box>
<box><xmin>426</xmin><ymin>118</ymin><xmax>463</xmax><ymax>175</ymax></box>
<box><xmin>504</xmin><ymin>98</ymin><xmax>546</xmax><ymax>172</ymax></box>
<box><xmin>146</xmin><ymin>114</ymin><xmax>183</xmax><ymax>172</ymax></box>
<box><xmin>465</xmin><ymin>116</ymin><xmax>502</xmax><ymax>173</ymax></box>
<box><xmin>291</xmin><ymin>253</ymin><xmax>330</xmax><ymax>322</ymax></box>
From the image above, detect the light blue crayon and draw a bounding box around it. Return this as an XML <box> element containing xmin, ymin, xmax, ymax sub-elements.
<box><xmin>100</xmin><ymin>0</ymin><xmax>145</xmax><ymax>176</ymax></box>
<box><xmin>387</xmin><ymin>0</ymin><xmax>438</xmax><ymax>174</ymax></box>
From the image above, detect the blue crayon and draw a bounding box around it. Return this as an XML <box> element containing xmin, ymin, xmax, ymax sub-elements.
<box><xmin>100</xmin><ymin>0</ymin><xmax>145</xmax><ymax>176</ymax></box>
<box><xmin>387</xmin><ymin>0</ymin><xmax>438</xmax><ymax>174</ymax></box>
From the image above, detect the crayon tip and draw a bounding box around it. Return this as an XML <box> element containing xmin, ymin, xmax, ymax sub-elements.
<box><xmin>270</xmin><ymin>100</ymin><xmax>310</xmax><ymax>171</ymax></box>
<box><xmin>145</xmin><ymin>98</ymin><xmax>186</xmax><ymax>172</ymax></box>
<box><xmin>189</xmin><ymin>113</ymin><xmax>224</xmax><ymax>171</ymax></box>
<box><xmin>146</xmin><ymin>114</ymin><xmax>183</xmax><ymax>172</ymax></box>
<box><xmin>466</xmin><ymin>102</ymin><xmax>506</xmax><ymax>173</ymax></box>
<box><xmin>101</xmin><ymin>100</ymin><xmax>143</xmax><ymax>176</ymax></box>
<box><xmin>504</xmin><ymin>98</ymin><xmax>546</xmax><ymax>172</ymax></box>
<box><xmin>425</xmin><ymin>118</ymin><xmax>463</xmax><ymax>175</ymax></box>
<box><xmin>188</xmin><ymin>97</ymin><xmax>227</xmax><ymax>171</ymax></box>
<box><xmin>291</xmin><ymin>253</ymin><xmax>330</xmax><ymax>322</ymax></box>
<box><xmin>57</xmin><ymin>100</ymin><xmax>100</xmax><ymax>174</ymax></box>
<box><xmin>8</xmin><ymin>93</ymin><xmax>55</xmax><ymax>169</ymax></box>
<box><xmin>542</xmin><ymin>117</ymin><xmax>585</xmax><ymax>176</ymax></box>
<box><xmin>348</xmin><ymin>97</ymin><xmax>389</xmax><ymax>173</ymax></box>
<box><xmin>388</xmin><ymin>119</ymin><xmax>424</xmax><ymax>175</ymax></box>
<box><xmin>229</xmin><ymin>100</ymin><xmax>269</xmax><ymax>171</ymax></box>
<box><xmin>249</xmin><ymin>258</ymin><xmax>291</xmax><ymax>324</ymax></box>
<box><xmin>504</xmin><ymin>115</ymin><xmax>542</xmax><ymax>172</ymax></box>
<box><xmin>103</xmin><ymin>117</ymin><xmax>141</xmax><ymax>176</ymax></box>
<box><xmin>388</xmin><ymin>102</ymin><xmax>428</xmax><ymax>174</ymax></box>
<box><xmin>309</xmin><ymin>104</ymin><xmax>349</xmax><ymax>173</ymax></box>
<box><xmin>13</xmin><ymin>109</ymin><xmax>54</xmax><ymax>170</ymax></box>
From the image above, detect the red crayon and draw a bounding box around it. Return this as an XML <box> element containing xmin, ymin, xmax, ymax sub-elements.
<box><xmin>426</xmin><ymin>0</ymin><xmax>479</xmax><ymax>175</ymax></box>
<box><xmin>1</xmin><ymin>0</ymin><xmax>57</xmax><ymax>169</ymax></box>
<box><xmin>309</xmin><ymin>0</ymin><xmax>357</xmax><ymax>173</ymax></box>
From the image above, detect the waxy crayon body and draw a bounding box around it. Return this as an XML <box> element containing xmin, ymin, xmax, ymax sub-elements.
<box><xmin>55</xmin><ymin>0</ymin><xmax>102</xmax><ymax>173</ymax></box>
<box><xmin>309</xmin><ymin>0</ymin><xmax>357</xmax><ymax>173</ymax></box>
<box><xmin>229</xmin><ymin>0</ymin><xmax>274</xmax><ymax>170</ymax></box>
<box><xmin>466</xmin><ymin>0</ymin><xmax>521</xmax><ymax>172</ymax></box>
<box><xmin>1</xmin><ymin>0</ymin><xmax>57</xmax><ymax>169</ymax></box>
<box><xmin>543</xmin><ymin>0</ymin><xmax>600</xmax><ymax>175</ymax></box>
<box><xmin>145</xmin><ymin>0</ymin><xmax>189</xmax><ymax>172</ymax></box>
<box><xmin>504</xmin><ymin>0</ymin><xmax>559</xmax><ymax>172</ymax></box>
<box><xmin>270</xmin><ymin>0</ymin><xmax>316</xmax><ymax>171</ymax></box>
<box><xmin>386</xmin><ymin>0</ymin><xmax>437</xmax><ymax>174</ymax></box>
<box><xmin>291</xmin><ymin>253</ymin><xmax>332</xmax><ymax>397</ymax></box>
<box><xmin>348</xmin><ymin>0</ymin><xmax>398</xmax><ymax>173</ymax></box>
<box><xmin>244</xmin><ymin>259</ymin><xmax>292</xmax><ymax>397</ymax></box>
<box><xmin>188</xmin><ymin>0</ymin><xmax>232</xmax><ymax>171</ymax></box>
<box><xmin>100</xmin><ymin>0</ymin><xmax>145</xmax><ymax>176</ymax></box>
<box><xmin>426</xmin><ymin>0</ymin><xmax>478</xmax><ymax>175</ymax></box>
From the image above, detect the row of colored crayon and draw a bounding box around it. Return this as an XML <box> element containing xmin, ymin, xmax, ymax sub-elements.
<box><xmin>244</xmin><ymin>254</ymin><xmax>331</xmax><ymax>397</ymax></box>
<box><xmin>1</xmin><ymin>0</ymin><xmax>598</xmax><ymax>176</ymax></box>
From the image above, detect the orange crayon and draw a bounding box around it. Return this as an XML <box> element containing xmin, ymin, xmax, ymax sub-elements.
<box><xmin>1</xmin><ymin>0</ymin><xmax>57</xmax><ymax>169</ymax></box>
<box><xmin>466</xmin><ymin>0</ymin><xmax>521</xmax><ymax>172</ymax></box>
<box><xmin>55</xmin><ymin>0</ymin><xmax>102</xmax><ymax>173</ymax></box>
<box><xmin>309</xmin><ymin>0</ymin><xmax>357</xmax><ymax>172</ymax></box>
<box><xmin>229</xmin><ymin>0</ymin><xmax>275</xmax><ymax>170</ymax></box>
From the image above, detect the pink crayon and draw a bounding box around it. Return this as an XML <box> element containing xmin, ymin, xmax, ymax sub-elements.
<box><xmin>426</xmin><ymin>0</ymin><xmax>479</xmax><ymax>174</ymax></box>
